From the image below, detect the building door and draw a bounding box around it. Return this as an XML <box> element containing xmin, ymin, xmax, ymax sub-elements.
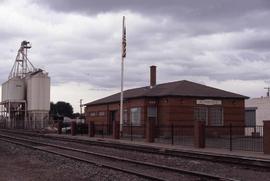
<box><xmin>147</xmin><ymin>106</ymin><xmax>158</xmax><ymax>137</ymax></box>
<box><xmin>147</xmin><ymin>106</ymin><xmax>158</xmax><ymax>125</ymax></box>
<box><xmin>108</xmin><ymin>111</ymin><xmax>117</xmax><ymax>135</ymax></box>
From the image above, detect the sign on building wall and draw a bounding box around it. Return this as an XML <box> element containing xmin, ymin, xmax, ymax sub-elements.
<box><xmin>196</xmin><ymin>99</ymin><xmax>222</xmax><ymax>105</ymax></box>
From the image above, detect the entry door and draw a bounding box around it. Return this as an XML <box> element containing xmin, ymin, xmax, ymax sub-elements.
<box><xmin>108</xmin><ymin>111</ymin><xmax>116</xmax><ymax>135</ymax></box>
<box><xmin>147</xmin><ymin>106</ymin><xmax>158</xmax><ymax>125</ymax></box>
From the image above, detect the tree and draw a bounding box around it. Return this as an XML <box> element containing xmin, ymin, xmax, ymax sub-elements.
<box><xmin>50</xmin><ymin>101</ymin><xmax>74</xmax><ymax>118</ymax></box>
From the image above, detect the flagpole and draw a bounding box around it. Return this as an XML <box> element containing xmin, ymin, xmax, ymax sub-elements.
<box><xmin>120</xmin><ymin>53</ymin><xmax>124</xmax><ymax>133</ymax></box>
<box><xmin>120</xmin><ymin>16</ymin><xmax>126</xmax><ymax>134</ymax></box>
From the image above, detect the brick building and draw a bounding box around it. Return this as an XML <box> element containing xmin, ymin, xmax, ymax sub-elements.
<box><xmin>84</xmin><ymin>66</ymin><xmax>248</xmax><ymax>135</ymax></box>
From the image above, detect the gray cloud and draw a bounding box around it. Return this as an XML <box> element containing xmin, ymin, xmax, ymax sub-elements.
<box><xmin>36</xmin><ymin>0</ymin><xmax>270</xmax><ymax>18</ymax></box>
<box><xmin>0</xmin><ymin>0</ymin><xmax>270</xmax><ymax>108</ymax></box>
<box><xmin>35</xmin><ymin>0</ymin><xmax>270</xmax><ymax>34</ymax></box>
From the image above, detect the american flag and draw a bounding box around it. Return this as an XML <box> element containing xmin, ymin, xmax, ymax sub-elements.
<box><xmin>122</xmin><ymin>16</ymin><xmax>127</xmax><ymax>58</ymax></box>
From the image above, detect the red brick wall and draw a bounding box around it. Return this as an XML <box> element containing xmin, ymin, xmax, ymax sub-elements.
<box><xmin>85</xmin><ymin>97</ymin><xmax>245</xmax><ymax>132</ymax></box>
<box><xmin>85</xmin><ymin>104</ymin><xmax>108</xmax><ymax>124</ymax></box>
<box><xmin>85</xmin><ymin>98</ymin><xmax>146</xmax><ymax>125</ymax></box>
<box><xmin>159</xmin><ymin>97</ymin><xmax>195</xmax><ymax>126</ymax></box>
<box><xmin>157</xmin><ymin>97</ymin><xmax>245</xmax><ymax>126</ymax></box>
<box><xmin>158</xmin><ymin>97</ymin><xmax>194</xmax><ymax>126</ymax></box>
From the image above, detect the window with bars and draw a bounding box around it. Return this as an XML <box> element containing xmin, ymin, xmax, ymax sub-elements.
<box><xmin>130</xmin><ymin>107</ymin><xmax>141</xmax><ymax>125</ymax></box>
<box><xmin>209</xmin><ymin>107</ymin><xmax>223</xmax><ymax>126</ymax></box>
<box><xmin>194</xmin><ymin>107</ymin><xmax>223</xmax><ymax>126</ymax></box>
<box><xmin>194</xmin><ymin>107</ymin><xmax>208</xmax><ymax>123</ymax></box>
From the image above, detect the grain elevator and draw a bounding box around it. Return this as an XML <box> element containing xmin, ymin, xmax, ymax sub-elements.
<box><xmin>0</xmin><ymin>41</ymin><xmax>50</xmax><ymax>129</ymax></box>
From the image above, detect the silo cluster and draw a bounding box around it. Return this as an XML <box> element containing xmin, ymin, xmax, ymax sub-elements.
<box><xmin>0</xmin><ymin>41</ymin><xmax>50</xmax><ymax>129</ymax></box>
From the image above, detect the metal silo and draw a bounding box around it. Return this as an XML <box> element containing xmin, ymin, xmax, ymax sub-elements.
<box><xmin>1</xmin><ymin>77</ymin><xmax>26</xmax><ymax>128</ymax></box>
<box><xmin>26</xmin><ymin>70</ymin><xmax>50</xmax><ymax>129</ymax></box>
<box><xmin>1</xmin><ymin>77</ymin><xmax>25</xmax><ymax>102</ymax></box>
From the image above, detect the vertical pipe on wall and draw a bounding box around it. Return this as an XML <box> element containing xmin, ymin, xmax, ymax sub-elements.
<box><xmin>229</xmin><ymin>123</ymin><xmax>232</xmax><ymax>151</ymax></box>
<box><xmin>8</xmin><ymin>101</ymin><xmax>10</xmax><ymax>128</ymax></box>
<box><xmin>171</xmin><ymin>122</ymin><xmax>174</xmax><ymax>145</ymax></box>
<box><xmin>24</xmin><ymin>102</ymin><xmax>27</xmax><ymax>129</ymax></box>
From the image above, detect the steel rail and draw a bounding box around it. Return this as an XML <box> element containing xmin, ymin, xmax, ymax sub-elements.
<box><xmin>0</xmin><ymin>135</ymin><xmax>164</xmax><ymax>181</ymax></box>
<box><xmin>0</xmin><ymin>133</ymin><xmax>239</xmax><ymax>181</ymax></box>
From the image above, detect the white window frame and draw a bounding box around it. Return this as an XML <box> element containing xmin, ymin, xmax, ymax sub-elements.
<box><xmin>130</xmin><ymin>107</ymin><xmax>141</xmax><ymax>126</ymax></box>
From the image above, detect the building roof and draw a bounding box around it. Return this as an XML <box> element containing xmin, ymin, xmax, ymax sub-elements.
<box><xmin>85</xmin><ymin>80</ymin><xmax>248</xmax><ymax>106</ymax></box>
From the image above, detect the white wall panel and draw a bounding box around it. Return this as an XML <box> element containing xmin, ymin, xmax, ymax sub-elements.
<box><xmin>26</xmin><ymin>72</ymin><xmax>50</xmax><ymax>111</ymax></box>
<box><xmin>1</xmin><ymin>77</ymin><xmax>25</xmax><ymax>102</ymax></box>
<box><xmin>245</xmin><ymin>97</ymin><xmax>270</xmax><ymax>126</ymax></box>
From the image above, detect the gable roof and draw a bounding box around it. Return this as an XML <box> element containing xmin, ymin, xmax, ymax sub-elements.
<box><xmin>85</xmin><ymin>80</ymin><xmax>248</xmax><ymax>106</ymax></box>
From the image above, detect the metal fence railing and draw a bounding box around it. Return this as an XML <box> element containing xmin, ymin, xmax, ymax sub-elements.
<box><xmin>154</xmin><ymin>124</ymin><xmax>194</xmax><ymax>146</ymax></box>
<box><xmin>76</xmin><ymin>123</ymin><xmax>88</xmax><ymax>135</ymax></box>
<box><xmin>84</xmin><ymin>122</ymin><xmax>263</xmax><ymax>152</ymax></box>
<box><xmin>205</xmin><ymin>125</ymin><xmax>263</xmax><ymax>152</ymax></box>
<box><xmin>120</xmin><ymin>123</ymin><xmax>145</xmax><ymax>141</ymax></box>
<box><xmin>94</xmin><ymin>123</ymin><xmax>113</xmax><ymax>138</ymax></box>
<box><xmin>2</xmin><ymin>119</ymin><xmax>262</xmax><ymax>152</ymax></box>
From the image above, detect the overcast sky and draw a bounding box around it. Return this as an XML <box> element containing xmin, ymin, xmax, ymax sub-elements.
<box><xmin>0</xmin><ymin>0</ymin><xmax>270</xmax><ymax>112</ymax></box>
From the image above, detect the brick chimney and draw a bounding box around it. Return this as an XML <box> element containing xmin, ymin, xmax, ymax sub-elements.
<box><xmin>150</xmin><ymin>65</ymin><xmax>156</xmax><ymax>88</ymax></box>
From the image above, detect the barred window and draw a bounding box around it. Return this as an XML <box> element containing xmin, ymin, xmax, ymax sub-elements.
<box><xmin>194</xmin><ymin>107</ymin><xmax>223</xmax><ymax>126</ymax></box>
<box><xmin>209</xmin><ymin>107</ymin><xmax>223</xmax><ymax>126</ymax></box>
<box><xmin>130</xmin><ymin>107</ymin><xmax>141</xmax><ymax>125</ymax></box>
<box><xmin>194</xmin><ymin>107</ymin><xmax>208</xmax><ymax>123</ymax></box>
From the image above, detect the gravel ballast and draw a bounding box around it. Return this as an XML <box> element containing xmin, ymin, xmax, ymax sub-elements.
<box><xmin>0</xmin><ymin>140</ymin><xmax>146</xmax><ymax>181</ymax></box>
<box><xmin>2</xmin><ymin>130</ymin><xmax>270</xmax><ymax>181</ymax></box>
<box><xmin>7</xmin><ymin>133</ymin><xmax>269</xmax><ymax>181</ymax></box>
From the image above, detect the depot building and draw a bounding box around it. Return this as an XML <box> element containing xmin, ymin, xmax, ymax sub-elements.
<box><xmin>84</xmin><ymin>66</ymin><xmax>248</xmax><ymax>134</ymax></box>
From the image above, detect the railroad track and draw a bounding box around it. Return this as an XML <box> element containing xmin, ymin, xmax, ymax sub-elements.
<box><xmin>1</xmin><ymin>129</ymin><xmax>269</xmax><ymax>170</ymax></box>
<box><xmin>0</xmin><ymin>132</ymin><xmax>238</xmax><ymax>181</ymax></box>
